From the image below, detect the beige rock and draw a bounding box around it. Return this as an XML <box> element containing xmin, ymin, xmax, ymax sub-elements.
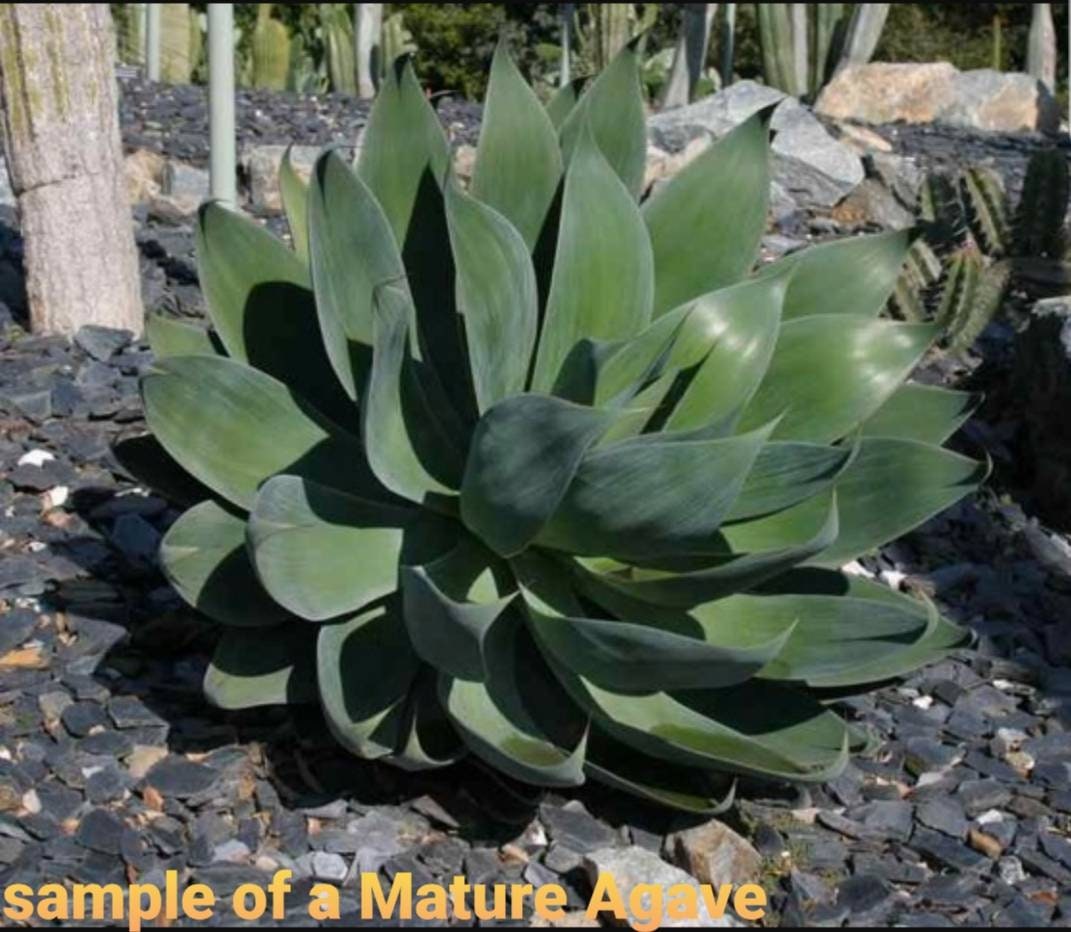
<box><xmin>127</xmin><ymin>744</ymin><xmax>170</xmax><ymax>780</ymax></box>
<box><xmin>243</xmin><ymin>144</ymin><xmax>319</xmax><ymax>212</ymax></box>
<box><xmin>124</xmin><ymin>149</ymin><xmax>166</xmax><ymax>203</ymax></box>
<box><xmin>836</xmin><ymin>122</ymin><xmax>893</xmax><ymax>154</ymax></box>
<box><xmin>665</xmin><ymin>819</ymin><xmax>762</xmax><ymax>888</ymax></box>
<box><xmin>453</xmin><ymin>144</ymin><xmax>478</xmax><ymax>185</ymax></box>
<box><xmin>817</xmin><ymin>62</ymin><xmax>1060</xmax><ymax>133</ymax></box>
<box><xmin>818</xmin><ymin>62</ymin><xmax>958</xmax><ymax>125</ymax></box>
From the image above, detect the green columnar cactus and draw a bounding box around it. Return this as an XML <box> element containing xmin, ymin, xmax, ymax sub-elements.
<box><xmin>320</xmin><ymin>3</ymin><xmax>357</xmax><ymax>94</ymax></box>
<box><xmin>962</xmin><ymin>166</ymin><xmax>1011</xmax><ymax>257</ymax></box>
<box><xmin>1015</xmin><ymin>149</ymin><xmax>1069</xmax><ymax>260</ymax></box>
<box><xmin>252</xmin><ymin>4</ymin><xmax>290</xmax><ymax>91</ymax></box>
<box><xmin>131</xmin><ymin>47</ymin><xmax>984</xmax><ymax>812</ymax></box>
<box><xmin>160</xmin><ymin>3</ymin><xmax>193</xmax><ymax>84</ymax></box>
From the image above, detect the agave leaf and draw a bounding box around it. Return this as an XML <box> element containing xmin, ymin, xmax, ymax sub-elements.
<box><xmin>559</xmin><ymin>39</ymin><xmax>646</xmax><ymax>197</ymax></box>
<box><xmin>471</xmin><ymin>44</ymin><xmax>563</xmax><ymax>250</ymax></box>
<box><xmin>445</xmin><ymin>179</ymin><xmax>538</xmax><ymax>412</ymax></box>
<box><xmin>194</xmin><ymin>203</ymin><xmax>351</xmax><ymax>424</ymax></box>
<box><xmin>439</xmin><ymin>610</ymin><xmax>588</xmax><ymax>787</ymax></box>
<box><xmin>524</xmin><ymin>593</ymin><xmax>795</xmax><ymax>692</ymax></box>
<box><xmin>545</xmin><ymin>76</ymin><xmax>586</xmax><ymax>130</ymax></box>
<box><xmin>205</xmin><ymin>622</ymin><xmax>317</xmax><ymax>709</ymax></box>
<box><xmin>401</xmin><ymin>535</ymin><xmax>516</xmax><ymax>680</ymax></box>
<box><xmin>316</xmin><ymin>599</ymin><xmax>420</xmax><ymax>759</ymax></box>
<box><xmin>161</xmin><ymin>499</ymin><xmax>289</xmax><ymax>627</ymax></box>
<box><xmin>460</xmin><ymin>394</ymin><xmax>614</xmax><ymax>557</ymax></box>
<box><xmin>814</xmin><ymin>438</ymin><xmax>989</xmax><ymax>566</ymax></box>
<box><xmin>740</xmin><ymin>317</ymin><xmax>938</xmax><ymax>443</ymax></box>
<box><xmin>249</xmin><ymin>476</ymin><xmax>412</xmax><ymax>622</ymax></box>
<box><xmin>532</xmin><ymin>123</ymin><xmax>654</xmax><ymax>393</ymax></box>
<box><xmin>644</xmin><ymin>114</ymin><xmax>770</xmax><ymax>317</ymax></box>
<box><xmin>764</xmin><ymin>229</ymin><xmax>912</xmax><ymax>321</ymax></box>
<box><xmin>548</xmin><ymin>661</ymin><xmax>851</xmax><ymax>781</ymax></box>
<box><xmin>112</xmin><ymin>434</ymin><xmax>212</xmax><ymax>507</ymax></box>
<box><xmin>145</xmin><ymin>312</ymin><xmax>223</xmax><ymax>359</ymax></box>
<box><xmin>362</xmin><ymin>283</ymin><xmax>464</xmax><ymax>503</ymax></box>
<box><xmin>142</xmin><ymin>355</ymin><xmax>386</xmax><ymax>510</ymax></box>
<box><xmin>584</xmin><ymin>726</ymin><xmax>736</xmax><ymax>814</ymax></box>
<box><xmin>863</xmin><ymin>383</ymin><xmax>980</xmax><ymax>445</ymax></box>
<box><xmin>388</xmin><ymin>670</ymin><xmax>464</xmax><ymax>770</ymax></box>
<box><xmin>537</xmin><ymin>423</ymin><xmax>774</xmax><ymax>560</ymax></box>
<box><xmin>661</xmin><ymin>275</ymin><xmax>786</xmax><ymax>431</ymax></box>
<box><xmin>355</xmin><ymin>57</ymin><xmax>450</xmax><ymax>243</ymax></box>
<box><xmin>308</xmin><ymin>150</ymin><xmax>405</xmax><ymax>402</ymax></box>
<box><xmin>280</xmin><ymin>145</ymin><xmax>310</xmax><ymax>264</ymax></box>
<box><xmin>581</xmin><ymin>496</ymin><xmax>839</xmax><ymax>607</ymax></box>
<box><xmin>727</xmin><ymin>441</ymin><xmax>854</xmax><ymax>521</ymax></box>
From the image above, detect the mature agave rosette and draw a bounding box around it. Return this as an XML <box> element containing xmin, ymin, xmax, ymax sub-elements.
<box><xmin>125</xmin><ymin>46</ymin><xmax>987</xmax><ymax>812</ymax></box>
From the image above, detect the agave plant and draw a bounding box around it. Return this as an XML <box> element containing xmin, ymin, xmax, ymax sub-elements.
<box><xmin>126</xmin><ymin>44</ymin><xmax>986</xmax><ymax>812</ymax></box>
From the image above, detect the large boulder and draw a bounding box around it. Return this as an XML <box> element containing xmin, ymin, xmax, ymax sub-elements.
<box><xmin>816</xmin><ymin>62</ymin><xmax>1060</xmax><ymax>133</ymax></box>
<box><xmin>242</xmin><ymin>144</ymin><xmax>320</xmax><ymax>213</ymax></box>
<box><xmin>648</xmin><ymin>81</ymin><xmax>863</xmax><ymax>210</ymax></box>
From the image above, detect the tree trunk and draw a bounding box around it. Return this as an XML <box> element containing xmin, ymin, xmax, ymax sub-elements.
<box><xmin>355</xmin><ymin>3</ymin><xmax>382</xmax><ymax>99</ymax></box>
<box><xmin>661</xmin><ymin>4</ymin><xmax>717</xmax><ymax>109</ymax></box>
<box><xmin>1027</xmin><ymin>3</ymin><xmax>1056</xmax><ymax>93</ymax></box>
<box><xmin>0</xmin><ymin>4</ymin><xmax>142</xmax><ymax>335</ymax></box>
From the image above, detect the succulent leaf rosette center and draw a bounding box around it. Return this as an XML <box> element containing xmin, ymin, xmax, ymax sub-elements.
<box><xmin>128</xmin><ymin>47</ymin><xmax>986</xmax><ymax>812</ymax></box>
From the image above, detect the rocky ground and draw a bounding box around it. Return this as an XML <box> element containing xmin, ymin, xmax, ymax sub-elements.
<box><xmin>0</xmin><ymin>78</ymin><xmax>1070</xmax><ymax>928</ymax></box>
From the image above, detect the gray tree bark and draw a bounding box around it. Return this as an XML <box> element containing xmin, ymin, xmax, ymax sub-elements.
<box><xmin>0</xmin><ymin>4</ymin><xmax>142</xmax><ymax>335</ymax></box>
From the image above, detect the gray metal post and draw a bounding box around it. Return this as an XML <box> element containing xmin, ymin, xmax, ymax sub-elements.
<box><xmin>207</xmin><ymin>4</ymin><xmax>236</xmax><ymax>206</ymax></box>
<box><xmin>145</xmin><ymin>2</ymin><xmax>161</xmax><ymax>80</ymax></box>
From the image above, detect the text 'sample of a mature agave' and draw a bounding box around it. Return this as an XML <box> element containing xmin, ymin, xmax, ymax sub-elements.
<box><xmin>127</xmin><ymin>45</ymin><xmax>987</xmax><ymax>811</ymax></box>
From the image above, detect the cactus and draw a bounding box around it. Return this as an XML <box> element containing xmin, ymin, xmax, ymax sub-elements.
<box><xmin>836</xmin><ymin>3</ymin><xmax>890</xmax><ymax>71</ymax></box>
<box><xmin>919</xmin><ymin>172</ymin><xmax>968</xmax><ymax>250</ymax></box>
<box><xmin>720</xmin><ymin>3</ymin><xmax>736</xmax><ymax>87</ymax></box>
<box><xmin>117</xmin><ymin>3</ymin><xmax>147</xmax><ymax>66</ymax></box>
<box><xmin>890</xmin><ymin>239</ymin><xmax>942</xmax><ymax>323</ymax></box>
<box><xmin>757</xmin><ymin>4</ymin><xmax>884</xmax><ymax>100</ymax></box>
<box><xmin>1015</xmin><ymin>149</ymin><xmax>1069</xmax><ymax>259</ymax></box>
<box><xmin>252</xmin><ymin>4</ymin><xmax>290</xmax><ymax>90</ymax></box>
<box><xmin>593</xmin><ymin>4</ymin><xmax>634</xmax><ymax>70</ymax></box>
<box><xmin>991</xmin><ymin>14</ymin><xmax>1003</xmax><ymax>70</ymax></box>
<box><xmin>947</xmin><ymin>260</ymin><xmax>1010</xmax><ymax>352</ymax></box>
<box><xmin>961</xmin><ymin>166</ymin><xmax>1011</xmax><ymax>257</ymax></box>
<box><xmin>934</xmin><ymin>250</ymin><xmax>981</xmax><ymax>333</ymax></box>
<box><xmin>160</xmin><ymin>3</ymin><xmax>193</xmax><ymax>84</ymax></box>
<box><xmin>321</xmin><ymin>3</ymin><xmax>356</xmax><ymax>94</ymax></box>
<box><xmin>811</xmin><ymin>2</ymin><xmax>844</xmax><ymax>94</ymax></box>
<box><xmin>380</xmin><ymin>11</ymin><xmax>414</xmax><ymax>75</ymax></box>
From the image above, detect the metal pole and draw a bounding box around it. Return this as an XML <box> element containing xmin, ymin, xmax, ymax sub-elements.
<box><xmin>207</xmin><ymin>4</ymin><xmax>236</xmax><ymax>206</ymax></box>
<box><xmin>146</xmin><ymin>3</ymin><xmax>161</xmax><ymax>80</ymax></box>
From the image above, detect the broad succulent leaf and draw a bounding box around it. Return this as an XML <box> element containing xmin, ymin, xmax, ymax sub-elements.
<box><xmin>134</xmin><ymin>48</ymin><xmax>984</xmax><ymax>811</ymax></box>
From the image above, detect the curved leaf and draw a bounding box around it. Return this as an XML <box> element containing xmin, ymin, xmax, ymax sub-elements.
<box><xmin>308</xmin><ymin>149</ymin><xmax>404</xmax><ymax>401</ymax></box>
<box><xmin>815</xmin><ymin>438</ymin><xmax>989</xmax><ymax>565</ymax></box>
<box><xmin>142</xmin><ymin>355</ymin><xmax>385</xmax><ymax>510</ymax></box>
<box><xmin>559</xmin><ymin>39</ymin><xmax>646</xmax><ymax>197</ymax></box>
<box><xmin>532</xmin><ymin>123</ymin><xmax>655</xmax><ymax>392</ymax></box>
<box><xmin>361</xmin><ymin>284</ymin><xmax>461</xmax><ymax>503</ymax></box>
<box><xmin>766</xmin><ymin>229</ymin><xmax>912</xmax><ymax>321</ymax></box>
<box><xmin>440</xmin><ymin>610</ymin><xmax>588</xmax><ymax>787</ymax></box>
<box><xmin>740</xmin><ymin>316</ymin><xmax>937</xmax><ymax>442</ymax></box>
<box><xmin>644</xmin><ymin>114</ymin><xmax>770</xmax><ymax>316</ymax></box>
<box><xmin>537</xmin><ymin>423</ymin><xmax>774</xmax><ymax>560</ymax></box>
<box><xmin>161</xmin><ymin>499</ymin><xmax>288</xmax><ymax>627</ymax></box>
<box><xmin>445</xmin><ymin>180</ymin><xmax>538</xmax><ymax>412</ymax></box>
<box><xmin>280</xmin><ymin>145</ymin><xmax>310</xmax><ymax>264</ymax></box>
<box><xmin>355</xmin><ymin>57</ymin><xmax>450</xmax><ymax>243</ymax></box>
<box><xmin>546</xmin><ymin>76</ymin><xmax>586</xmax><ymax>130</ymax></box>
<box><xmin>317</xmin><ymin>599</ymin><xmax>420</xmax><ymax>759</ymax></box>
<box><xmin>146</xmin><ymin>312</ymin><xmax>222</xmax><ymax>359</ymax></box>
<box><xmin>388</xmin><ymin>669</ymin><xmax>464</xmax><ymax>770</ymax></box>
<box><xmin>194</xmin><ymin>202</ymin><xmax>350</xmax><ymax>423</ymax></box>
<box><xmin>471</xmin><ymin>43</ymin><xmax>563</xmax><ymax>249</ymax></box>
<box><xmin>460</xmin><ymin>394</ymin><xmax>614</xmax><ymax>556</ymax></box>
<box><xmin>727</xmin><ymin>440</ymin><xmax>853</xmax><ymax>521</ymax></box>
<box><xmin>205</xmin><ymin>623</ymin><xmax>317</xmax><ymax>710</ymax></box>
<box><xmin>249</xmin><ymin>475</ymin><xmax>412</xmax><ymax>622</ymax></box>
<box><xmin>863</xmin><ymin>382</ymin><xmax>980</xmax><ymax>445</ymax></box>
<box><xmin>112</xmin><ymin>434</ymin><xmax>212</xmax><ymax>507</ymax></box>
<box><xmin>401</xmin><ymin>536</ymin><xmax>516</xmax><ymax>680</ymax></box>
